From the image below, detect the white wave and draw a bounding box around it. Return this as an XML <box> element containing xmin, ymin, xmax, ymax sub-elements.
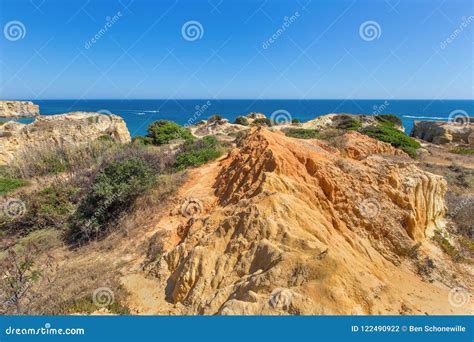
<box><xmin>136</xmin><ymin>112</ymin><xmax>146</xmax><ymax>116</ymax></box>
<box><xmin>403</xmin><ymin>115</ymin><xmax>448</xmax><ymax>120</ymax></box>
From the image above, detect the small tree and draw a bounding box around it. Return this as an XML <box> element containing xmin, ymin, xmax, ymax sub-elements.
<box><xmin>146</xmin><ymin>120</ymin><xmax>193</xmax><ymax>145</ymax></box>
<box><xmin>0</xmin><ymin>244</ymin><xmax>55</xmax><ymax>314</ymax></box>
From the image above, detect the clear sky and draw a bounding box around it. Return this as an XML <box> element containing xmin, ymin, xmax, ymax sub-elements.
<box><xmin>0</xmin><ymin>0</ymin><xmax>472</xmax><ymax>100</ymax></box>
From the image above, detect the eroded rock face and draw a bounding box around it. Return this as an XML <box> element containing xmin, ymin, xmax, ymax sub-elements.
<box><xmin>151</xmin><ymin>128</ymin><xmax>448</xmax><ymax>315</ymax></box>
<box><xmin>411</xmin><ymin>120</ymin><xmax>474</xmax><ymax>145</ymax></box>
<box><xmin>0</xmin><ymin>101</ymin><xmax>40</xmax><ymax>118</ymax></box>
<box><xmin>0</xmin><ymin>112</ymin><xmax>131</xmax><ymax>165</ymax></box>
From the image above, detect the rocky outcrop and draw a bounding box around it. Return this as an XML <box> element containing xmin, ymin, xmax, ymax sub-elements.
<box><xmin>190</xmin><ymin>117</ymin><xmax>249</xmax><ymax>141</ymax></box>
<box><xmin>411</xmin><ymin>120</ymin><xmax>474</xmax><ymax>145</ymax></box>
<box><xmin>0</xmin><ymin>112</ymin><xmax>131</xmax><ymax>165</ymax></box>
<box><xmin>302</xmin><ymin>113</ymin><xmax>404</xmax><ymax>131</ymax></box>
<box><xmin>149</xmin><ymin>128</ymin><xmax>451</xmax><ymax>315</ymax></box>
<box><xmin>0</xmin><ymin>101</ymin><xmax>39</xmax><ymax>118</ymax></box>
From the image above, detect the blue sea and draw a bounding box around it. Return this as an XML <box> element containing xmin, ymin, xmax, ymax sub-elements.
<box><xmin>3</xmin><ymin>99</ymin><xmax>473</xmax><ymax>137</ymax></box>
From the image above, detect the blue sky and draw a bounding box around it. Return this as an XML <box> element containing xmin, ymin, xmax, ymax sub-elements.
<box><xmin>0</xmin><ymin>0</ymin><xmax>472</xmax><ymax>99</ymax></box>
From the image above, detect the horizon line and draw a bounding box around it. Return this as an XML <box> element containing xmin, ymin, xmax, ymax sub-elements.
<box><xmin>3</xmin><ymin>98</ymin><xmax>474</xmax><ymax>101</ymax></box>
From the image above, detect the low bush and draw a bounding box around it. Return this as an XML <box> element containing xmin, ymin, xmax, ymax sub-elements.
<box><xmin>450</xmin><ymin>146</ymin><xmax>474</xmax><ymax>155</ymax></box>
<box><xmin>0</xmin><ymin>177</ymin><xmax>27</xmax><ymax>195</ymax></box>
<box><xmin>146</xmin><ymin>120</ymin><xmax>193</xmax><ymax>145</ymax></box>
<box><xmin>291</xmin><ymin>118</ymin><xmax>301</xmax><ymax>124</ymax></box>
<box><xmin>174</xmin><ymin>136</ymin><xmax>225</xmax><ymax>170</ymax></box>
<box><xmin>432</xmin><ymin>230</ymin><xmax>463</xmax><ymax>262</ymax></box>
<box><xmin>1</xmin><ymin>183</ymin><xmax>81</xmax><ymax>236</ymax></box>
<box><xmin>285</xmin><ymin>128</ymin><xmax>320</xmax><ymax>139</ymax></box>
<box><xmin>375</xmin><ymin>114</ymin><xmax>402</xmax><ymax>127</ymax></box>
<box><xmin>361</xmin><ymin>125</ymin><xmax>420</xmax><ymax>157</ymax></box>
<box><xmin>252</xmin><ymin>118</ymin><xmax>273</xmax><ymax>127</ymax></box>
<box><xmin>333</xmin><ymin>115</ymin><xmax>361</xmax><ymax>130</ymax></box>
<box><xmin>234</xmin><ymin>116</ymin><xmax>249</xmax><ymax>126</ymax></box>
<box><xmin>68</xmin><ymin>156</ymin><xmax>157</xmax><ymax>243</ymax></box>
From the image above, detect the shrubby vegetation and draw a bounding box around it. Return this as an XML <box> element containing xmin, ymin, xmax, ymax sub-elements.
<box><xmin>174</xmin><ymin>136</ymin><xmax>225</xmax><ymax>170</ymax></box>
<box><xmin>145</xmin><ymin>120</ymin><xmax>193</xmax><ymax>145</ymax></box>
<box><xmin>361</xmin><ymin>124</ymin><xmax>420</xmax><ymax>157</ymax></box>
<box><xmin>285</xmin><ymin>128</ymin><xmax>320</xmax><ymax>139</ymax></box>
<box><xmin>252</xmin><ymin>118</ymin><xmax>273</xmax><ymax>126</ymax></box>
<box><xmin>0</xmin><ymin>177</ymin><xmax>27</xmax><ymax>195</ymax></box>
<box><xmin>68</xmin><ymin>155</ymin><xmax>157</xmax><ymax>243</ymax></box>
<box><xmin>234</xmin><ymin>116</ymin><xmax>249</xmax><ymax>126</ymax></box>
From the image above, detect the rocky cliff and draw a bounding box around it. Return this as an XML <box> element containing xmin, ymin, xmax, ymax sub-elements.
<box><xmin>0</xmin><ymin>112</ymin><xmax>131</xmax><ymax>165</ymax></box>
<box><xmin>411</xmin><ymin>120</ymin><xmax>474</xmax><ymax>145</ymax></box>
<box><xmin>0</xmin><ymin>101</ymin><xmax>39</xmax><ymax>118</ymax></box>
<box><xmin>144</xmin><ymin>128</ymin><xmax>456</xmax><ymax>315</ymax></box>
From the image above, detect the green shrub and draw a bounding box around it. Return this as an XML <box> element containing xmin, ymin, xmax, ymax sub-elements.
<box><xmin>432</xmin><ymin>230</ymin><xmax>464</xmax><ymax>262</ymax></box>
<box><xmin>234</xmin><ymin>116</ymin><xmax>249</xmax><ymax>126</ymax></box>
<box><xmin>450</xmin><ymin>146</ymin><xmax>474</xmax><ymax>155</ymax></box>
<box><xmin>59</xmin><ymin>296</ymin><xmax>129</xmax><ymax>315</ymax></box>
<box><xmin>285</xmin><ymin>128</ymin><xmax>320</xmax><ymax>139</ymax></box>
<box><xmin>174</xmin><ymin>136</ymin><xmax>224</xmax><ymax>170</ymax></box>
<box><xmin>69</xmin><ymin>157</ymin><xmax>156</xmax><ymax>243</ymax></box>
<box><xmin>375</xmin><ymin>114</ymin><xmax>402</xmax><ymax>127</ymax></box>
<box><xmin>97</xmin><ymin>135</ymin><xmax>114</xmax><ymax>142</ymax></box>
<box><xmin>332</xmin><ymin>115</ymin><xmax>361</xmax><ymax>130</ymax></box>
<box><xmin>252</xmin><ymin>118</ymin><xmax>273</xmax><ymax>126</ymax></box>
<box><xmin>146</xmin><ymin>120</ymin><xmax>193</xmax><ymax>145</ymax></box>
<box><xmin>361</xmin><ymin>125</ymin><xmax>420</xmax><ymax>157</ymax></box>
<box><xmin>291</xmin><ymin>118</ymin><xmax>301</xmax><ymax>124</ymax></box>
<box><xmin>132</xmin><ymin>135</ymin><xmax>153</xmax><ymax>145</ymax></box>
<box><xmin>0</xmin><ymin>177</ymin><xmax>27</xmax><ymax>195</ymax></box>
<box><xmin>2</xmin><ymin>183</ymin><xmax>81</xmax><ymax>235</ymax></box>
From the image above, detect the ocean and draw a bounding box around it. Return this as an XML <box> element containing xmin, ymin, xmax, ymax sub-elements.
<box><xmin>3</xmin><ymin>99</ymin><xmax>473</xmax><ymax>137</ymax></box>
